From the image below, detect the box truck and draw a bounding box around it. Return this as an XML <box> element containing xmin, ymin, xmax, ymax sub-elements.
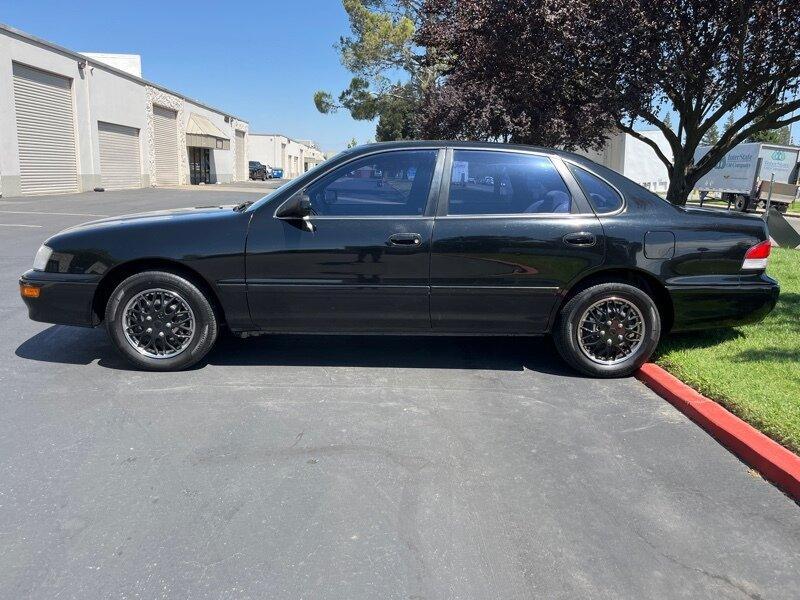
<box><xmin>693</xmin><ymin>142</ymin><xmax>799</xmax><ymax>213</ymax></box>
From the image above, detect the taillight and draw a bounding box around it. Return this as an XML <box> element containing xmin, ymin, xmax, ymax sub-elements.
<box><xmin>742</xmin><ymin>240</ymin><xmax>771</xmax><ymax>270</ymax></box>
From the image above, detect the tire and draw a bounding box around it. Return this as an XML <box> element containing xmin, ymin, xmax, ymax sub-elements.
<box><xmin>105</xmin><ymin>271</ymin><xmax>218</xmax><ymax>371</ymax></box>
<box><xmin>734</xmin><ymin>195</ymin><xmax>750</xmax><ymax>212</ymax></box>
<box><xmin>553</xmin><ymin>283</ymin><xmax>661</xmax><ymax>378</ymax></box>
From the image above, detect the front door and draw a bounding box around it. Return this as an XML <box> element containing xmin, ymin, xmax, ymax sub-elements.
<box><xmin>245</xmin><ymin>148</ymin><xmax>443</xmax><ymax>332</ymax></box>
<box><xmin>430</xmin><ymin>149</ymin><xmax>606</xmax><ymax>333</ymax></box>
<box><xmin>188</xmin><ymin>147</ymin><xmax>211</xmax><ymax>184</ymax></box>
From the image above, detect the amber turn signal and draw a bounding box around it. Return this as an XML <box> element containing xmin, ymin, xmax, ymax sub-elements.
<box><xmin>20</xmin><ymin>283</ymin><xmax>41</xmax><ymax>298</ymax></box>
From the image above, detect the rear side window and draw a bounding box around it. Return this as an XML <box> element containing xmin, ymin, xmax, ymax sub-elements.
<box><xmin>568</xmin><ymin>164</ymin><xmax>623</xmax><ymax>213</ymax></box>
<box><xmin>447</xmin><ymin>151</ymin><xmax>572</xmax><ymax>215</ymax></box>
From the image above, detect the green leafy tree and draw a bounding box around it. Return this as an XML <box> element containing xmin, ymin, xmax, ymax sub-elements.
<box><xmin>701</xmin><ymin>122</ymin><xmax>720</xmax><ymax>146</ymax></box>
<box><xmin>421</xmin><ymin>0</ymin><xmax>800</xmax><ymax>206</ymax></box>
<box><xmin>314</xmin><ymin>1</ymin><xmax>439</xmax><ymax>141</ymax></box>
<box><xmin>747</xmin><ymin>120</ymin><xmax>791</xmax><ymax>144</ymax></box>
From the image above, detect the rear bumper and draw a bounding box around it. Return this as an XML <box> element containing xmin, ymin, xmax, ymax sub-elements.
<box><xmin>668</xmin><ymin>274</ymin><xmax>779</xmax><ymax>332</ymax></box>
<box><xmin>19</xmin><ymin>270</ymin><xmax>99</xmax><ymax>328</ymax></box>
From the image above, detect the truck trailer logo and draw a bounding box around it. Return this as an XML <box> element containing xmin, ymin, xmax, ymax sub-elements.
<box><xmin>771</xmin><ymin>150</ymin><xmax>786</xmax><ymax>161</ymax></box>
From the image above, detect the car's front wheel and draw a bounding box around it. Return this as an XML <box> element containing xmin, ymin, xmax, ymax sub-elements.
<box><xmin>105</xmin><ymin>271</ymin><xmax>218</xmax><ymax>370</ymax></box>
<box><xmin>553</xmin><ymin>283</ymin><xmax>661</xmax><ymax>378</ymax></box>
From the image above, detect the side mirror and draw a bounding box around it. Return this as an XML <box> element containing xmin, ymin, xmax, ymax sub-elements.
<box><xmin>276</xmin><ymin>192</ymin><xmax>312</xmax><ymax>219</ymax></box>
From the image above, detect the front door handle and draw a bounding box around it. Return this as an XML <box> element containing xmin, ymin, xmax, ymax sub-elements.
<box><xmin>563</xmin><ymin>232</ymin><xmax>596</xmax><ymax>246</ymax></box>
<box><xmin>388</xmin><ymin>233</ymin><xmax>422</xmax><ymax>246</ymax></box>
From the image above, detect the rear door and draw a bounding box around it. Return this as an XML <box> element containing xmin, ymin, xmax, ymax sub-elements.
<box><xmin>430</xmin><ymin>148</ymin><xmax>605</xmax><ymax>333</ymax></box>
<box><xmin>245</xmin><ymin>148</ymin><xmax>444</xmax><ymax>332</ymax></box>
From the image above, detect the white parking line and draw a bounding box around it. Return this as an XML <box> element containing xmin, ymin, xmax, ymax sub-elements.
<box><xmin>0</xmin><ymin>210</ymin><xmax>109</xmax><ymax>217</ymax></box>
<box><xmin>0</xmin><ymin>223</ymin><xmax>43</xmax><ymax>228</ymax></box>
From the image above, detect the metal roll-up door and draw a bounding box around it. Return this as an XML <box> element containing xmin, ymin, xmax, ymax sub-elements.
<box><xmin>12</xmin><ymin>63</ymin><xmax>78</xmax><ymax>195</ymax></box>
<box><xmin>98</xmin><ymin>122</ymin><xmax>141</xmax><ymax>190</ymax></box>
<box><xmin>235</xmin><ymin>130</ymin><xmax>246</xmax><ymax>180</ymax></box>
<box><xmin>153</xmin><ymin>105</ymin><xmax>178</xmax><ymax>185</ymax></box>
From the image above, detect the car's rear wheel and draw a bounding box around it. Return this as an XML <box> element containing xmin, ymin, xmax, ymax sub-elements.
<box><xmin>105</xmin><ymin>271</ymin><xmax>218</xmax><ymax>370</ymax></box>
<box><xmin>553</xmin><ymin>283</ymin><xmax>660</xmax><ymax>378</ymax></box>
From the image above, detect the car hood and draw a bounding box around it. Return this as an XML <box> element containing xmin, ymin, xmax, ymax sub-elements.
<box><xmin>60</xmin><ymin>204</ymin><xmax>240</xmax><ymax>233</ymax></box>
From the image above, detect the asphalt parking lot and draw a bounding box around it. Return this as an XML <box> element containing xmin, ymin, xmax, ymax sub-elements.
<box><xmin>1</xmin><ymin>188</ymin><xmax>799</xmax><ymax>599</ymax></box>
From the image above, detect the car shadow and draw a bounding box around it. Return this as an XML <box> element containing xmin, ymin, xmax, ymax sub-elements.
<box><xmin>15</xmin><ymin>325</ymin><xmax>583</xmax><ymax>377</ymax></box>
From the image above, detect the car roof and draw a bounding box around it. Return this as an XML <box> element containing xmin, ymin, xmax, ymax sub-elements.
<box><xmin>338</xmin><ymin>140</ymin><xmax>672</xmax><ymax>209</ymax></box>
<box><xmin>348</xmin><ymin>139</ymin><xmax>586</xmax><ymax>160</ymax></box>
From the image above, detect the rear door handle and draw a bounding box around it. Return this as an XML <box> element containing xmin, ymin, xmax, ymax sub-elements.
<box><xmin>388</xmin><ymin>233</ymin><xmax>422</xmax><ymax>246</ymax></box>
<box><xmin>563</xmin><ymin>232</ymin><xmax>596</xmax><ymax>246</ymax></box>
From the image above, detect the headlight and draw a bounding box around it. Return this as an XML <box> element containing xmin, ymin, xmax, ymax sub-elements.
<box><xmin>33</xmin><ymin>245</ymin><xmax>53</xmax><ymax>271</ymax></box>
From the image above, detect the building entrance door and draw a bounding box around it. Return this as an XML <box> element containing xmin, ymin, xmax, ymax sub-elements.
<box><xmin>188</xmin><ymin>147</ymin><xmax>211</xmax><ymax>184</ymax></box>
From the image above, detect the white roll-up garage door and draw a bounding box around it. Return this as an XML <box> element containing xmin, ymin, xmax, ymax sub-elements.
<box><xmin>153</xmin><ymin>105</ymin><xmax>178</xmax><ymax>185</ymax></box>
<box><xmin>98</xmin><ymin>122</ymin><xmax>141</xmax><ymax>190</ymax></box>
<box><xmin>12</xmin><ymin>63</ymin><xmax>78</xmax><ymax>196</ymax></box>
<box><xmin>235</xmin><ymin>130</ymin><xmax>246</xmax><ymax>181</ymax></box>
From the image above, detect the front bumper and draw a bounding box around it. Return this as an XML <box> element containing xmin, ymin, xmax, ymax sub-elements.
<box><xmin>19</xmin><ymin>270</ymin><xmax>100</xmax><ymax>328</ymax></box>
<box><xmin>668</xmin><ymin>273</ymin><xmax>780</xmax><ymax>332</ymax></box>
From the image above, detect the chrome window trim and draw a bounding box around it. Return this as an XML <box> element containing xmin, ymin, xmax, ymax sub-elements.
<box><xmin>281</xmin><ymin>215</ymin><xmax>436</xmax><ymax>221</ymax></box>
<box><xmin>435</xmin><ymin>213</ymin><xmax>600</xmax><ymax>221</ymax></box>
<box><xmin>272</xmin><ymin>146</ymin><xmax>444</xmax><ymax>220</ymax></box>
<box><xmin>561</xmin><ymin>158</ymin><xmax>627</xmax><ymax>217</ymax></box>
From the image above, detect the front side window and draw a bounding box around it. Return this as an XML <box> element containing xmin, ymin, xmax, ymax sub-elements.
<box><xmin>447</xmin><ymin>151</ymin><xmax>573</xmax><ymax>215</ymax></box>
<box><xmin>305</xmin><ymin>150</ymin><xmax>437</xmax><ymax>216</ymax></box>
<box><xmin>568</xmin><ymin>164</ymin><xmax>623</xmax><ymax>213</ymax></box>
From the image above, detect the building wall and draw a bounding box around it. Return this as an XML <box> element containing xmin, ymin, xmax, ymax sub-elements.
<box><xmin>247</xmin><ymin>135</ymin><xmax>281</xmax><ymax>171</ymax></box>
<box><xmin>574</xmin><ymin>133</ymin><xmax>626</xmax><ymax>174</ymax></box>
<box><xmin>81</xmin><ymin>53</ymin><xmax>142</xmax><ymax>78</ymax></box>
<box><xmin>0</xmin><ymin>29</ymin><xmax>93</xmax><ymax>196</ymax></box>
<box><xmin>576</xmin><ymin>130</ymin><xmax>672</xmax><ymax>193</ymax></box>
<box><xmin>0</xmin><ymin>25</ymin><xmax>247</xmax><ymax>196</ymax></box>
<box><xmin>248</xmin><ymin>134</ymin><xmax>325</xmax><ymax>179</ymax></box>
<box><xmin>90</xmin><ymin>66</ymin><xmax>149</xmax><ymax>187</ymax></box>
<box><xmin>230</xmin><ymin>118</ymin><xmax>249</xmax><ymax>183</ymax></box>
<box><xmin>622</xmin><ymin>130</ymin><xmax>672</xmax><ymax>193</ymax></box>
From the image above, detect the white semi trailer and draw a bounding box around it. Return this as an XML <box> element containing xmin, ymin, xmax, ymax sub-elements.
<box><xmin>693</xmin><ymin>142</ymin><xmax>799</xmax><ymax>213</ymax></box>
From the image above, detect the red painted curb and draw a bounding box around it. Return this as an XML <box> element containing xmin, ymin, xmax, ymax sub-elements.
<box><xmin>636</xmin><ymin>363</ymin><xmax>800</xmax><ymax>501</ymax></box>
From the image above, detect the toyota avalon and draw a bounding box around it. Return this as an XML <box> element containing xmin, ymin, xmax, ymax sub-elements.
<box><xmin>19</xmin><ymin>141</ymin><xmax>779</xmax><ymax>376</ymax></box>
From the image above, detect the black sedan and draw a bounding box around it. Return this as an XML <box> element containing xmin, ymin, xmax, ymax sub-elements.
<box><xmin>20</xmin><ymin>141</ymin><xmax>779</xmax><ymax>376</ymax></box>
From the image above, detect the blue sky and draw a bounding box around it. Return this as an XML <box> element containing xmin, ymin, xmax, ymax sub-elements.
<box><xmin>2</xmin><ymin>2</ymin><xmax>796</xmax><ymax>150</ymax></box>
<box><xmin>0</xmin><ymin>0</ymin><xmax>377</xmax><ymax>153</ymax></box>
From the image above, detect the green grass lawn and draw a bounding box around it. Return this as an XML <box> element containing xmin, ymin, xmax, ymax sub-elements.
<box><xmin>654</xmin><ymin>248</ymin><xmax>800</xmax><ymax>453</ymax></box>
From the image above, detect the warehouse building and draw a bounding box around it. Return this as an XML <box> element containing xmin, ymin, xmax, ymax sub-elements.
<box><xmin>576</xmin><ymin>130</ymin><xmax>673</xmax><ymax>193</ymax></box>
<box><xmin>248</xmin><ymin>134</ymin><xmax>325</xmax><ymax>179</ymax></box>
<box><xmin>0</xmin><ymin>23</ymin><xmax>249</xmax><ymax>197</ymax></box>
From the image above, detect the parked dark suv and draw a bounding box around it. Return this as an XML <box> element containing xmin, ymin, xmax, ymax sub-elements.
<box><xmin>248</xmin><ymin>161</ymin><xmax>270</xmax><ymax>180</ymax></box>
<box><xmin>20</xmin><ymin>141</ymin><xmax>778</xmax><ymax>375</ymax></box>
